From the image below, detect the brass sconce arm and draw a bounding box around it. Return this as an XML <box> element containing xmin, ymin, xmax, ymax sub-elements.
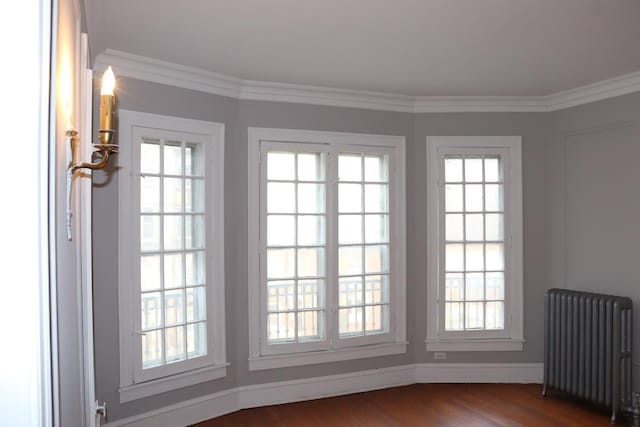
<box><xmin>66</xmin><ymin>129</ymin><xmax>118</xmax><ymax>240</ymax></box>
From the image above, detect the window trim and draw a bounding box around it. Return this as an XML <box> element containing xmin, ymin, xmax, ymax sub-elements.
<box><xmin>425</xmin><ymin>136</ymin><xmax>524</xmax><ymax>352</ymax></box>
<box><xmin>118</xmin><ymin>110</ymin><xmax>227</xmax><ymax>402</ymax></box>
<box><xmin>248</xmin><ymin>128</ymin><xmax>407</xmax><ymax>370</ymax></box>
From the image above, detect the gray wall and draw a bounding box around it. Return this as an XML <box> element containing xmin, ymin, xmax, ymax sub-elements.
<box><xmin>549</xmin><ymin>91</ymin><xmax>640</xmax><ymax>392</ymax></box>
<box><xmin>93</xmin><ymin>75</ymin><xmax>640</xmax><ymax>421</ymax></box>
<box><xmin>413</xmin><ymin>113</ymin><xmax>553</xmax><ymax>364</ymax></box>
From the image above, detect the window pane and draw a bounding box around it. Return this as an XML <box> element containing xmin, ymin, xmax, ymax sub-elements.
<box><xmin>465</xmin><ymin>244</ymin><xmax>484</xmax><ymax>271</ymax></box>
<box><xmin>267</xmin><ymin>280</ymin><xmax>295</xmax><ymax>311</ymax></box>
<box><xmin>365</xmin><ymin>305</ymin><xmax>388</xmax><ymax>334</ymax></box>
<box><xmin>165</xmin><ymin>325</ymin><xmax>185</xmax><ymax>363</ymax></box>
<box><xmin>339</xmin><ymin>246</ymin><xmax>363</xmax><ymax>276</ymax></box>
<box><xmin>297</xmin><ymin>153</ymin><xmax>324</xmax><ymax>181</ymax></box>
<box><xmin>445</xmin><ymin>214</ymin><xmax>463</xmax><ymax>241</ymax></box>
<box><xmin>486</xmin><ymin>243</ymin><xmax>505</xmax><ymax>270</ymax></box>
<box><xmin>485</xmin><ymin>213</ymin><xmax>504</xmax><ymax>241</ymax></box>
<box><xmin>164</xmin><ymin>253</ymin><xmax>183</xmax><ymax>289</ymax></box>
<box><xmin>164</xmin><ymin>143</ymin><xmax>182</xmax><ymax>175</ymax></box>
<box><xmin>339</xmin><ymin>277</ymin><xmax>362</xmax><ymax>307</ymax></box>
<box><xmin>185</xmin><ymin>215</ymin><xmax>205</xmax><ymax>250</ymax></box>
<box><xmin>365</xmin><ymin>275</ymin><xmax>389</xmax><ymax>304</ymax></box>
<box><xmin>339</xmin><ymin>215</ymin><xmax>362</xmax><ymax>244</ymax></box>
<box><xmin>163</xmin><ymin>177</ymin><xmax>183</xmax><ymax>213</ymax></box>
<box><xmin>485</xmin><ymin>184</ymin><xmax>503</xmax><ymax>211</ymax></box>
<box><xmin>267</xmin><ymin>248</ymin><xmax>295</xmax><ymax>279</ymax></box>
<box><xmin>445</xmin><ymin>184</ymin><xmax>463</xmax><ymax>212</ymax></box>
<box><xmin>267</xmin><ymin>182</ymin><xmax>295</xmax><ymax>213</ymax></box>
<box><xmin>298</xmin><ymin>279</ymin><xmax>324</xmax><ymax>309</ymax></box>
<box><xmin>267</xmin><ymin>152</ymin><xmax>295</xmax><ymax>181</ymax></box>
<box><xmin>185</xmin><ymin>251</ymin><xmax>205</xmax><ymax>286</ymax></box>
<box><xmin>364</xmin><ymin>184</ymin><xmax>388</xmax><ymax>213</ymax></box>
<box><xmin>445</xmin><ymin>157</ymin><xmax>463</xmax><ymax>182</ymax></box>
<box><xmin>268</xmin><ymin>312</ymin><xmax>295</xmax><ymax>342</ymax></box>
<box><xmin>141</xmin><ymin>141</ymin><xmax>160</xmax><ymax>174</ymax></box>
<box><xmin>142</xmin><ymin>330</ymin><xmax>162</xmax><ymax>369</ymax></box>
<box><xmin>298</xmin><ymin>310</ymin><xmax>323</xmax><ymax>341</ymax></box>
<box><xmin>484</xmin><ymin>157</ymin><xmax>501</xmax><ymax>182</ymax></box>
<box><xmin>297</xmin><ymin>215</ymin><xmax>324</xmax><ymax>246</ymax></box>
<box><xmin>465</xmin><ymin>272</ymin><xmax>484</xmax><ymax>301</ymax></box>
<box><xmin>339</xmin><ymin>183</ymin><xmax>362</xmax><ymax>213</ymax></box>
<box><xmin>163</xmin><ymin>215</ymin><xmax>183</xmax><ymax>250</ymax></box>
<box><xmin>186</xmin><ymin>286</ymin><xmax>206</xmax><ymax>322</ymax></box>
<box><xmin>486</xmin><ymin>302</ymin><xmax>504</xmax><ymax>329</ymax></box>
<box><xmin>445</xmin><ymin>302</ymin><xmax>463</xmax><ymax>331</ymax></box>
<box><xmin>185</xmin><ymin>178</ymin><xmax>204</xmax><ymax>213</ymax></box>
<box><xmin>465</xmin><ymin>302</ymin><xmax>484</xmax><ymax>329</ymax></box>
<box><xmin>187</xmin><ymin>322</ymin><xmax>206</xmax><ymax>359</ymax></box>
<box><xmin>297</xmin><ymin>247</ymin><xmax>324</xmax><ymax>277</ymax></box>
<box><xmin>164</xmin><ymin>289</ymin><xmax>184</xmax><ymax>326</ymax></box>
<box><xmin>365</xmin><ymin>214</ymin><xmax>388</xmax><ymax>243</ymax></box>
<box><xmin>185</xmin><ymin>143</ymin><xmax>204</xmax><ymax>176</ymax></box>
<box><xmin>465</xmin><ymin>214</ymin><xmax>483</xmax><ymax>241</ymax></box>
<box><xmin>339</xmin><ymin>154</ymin><xmax>361</xmax><ymax>181</ymax></box>
<box><xmin>141</xmin><ymin>215</ymin><xmax>160</xmax><ymax>251</ymax></box>
<box><xmin>298</xmin><ymin>183</ymin><xmax>325</xmax><ymax>214</ymax></box>
<box><xmin>268</xmin><ymin>215</ymin><xmax>295</xmax><ymax>246</ymax></box>
<box><xmin>364</xmin><ymin>155</ymin><xmax>387</xmax><ymax>182</ymax></box>
<box><xmin>445</xmin><ymin>244</ymin><xmax>463</xmax><ymax>271</ymax></box>
<box><xmin>140</xmin><ymin>176</ymin><xmax>160</xmax><ymax>213</ymax></box>
<box><xmin>464</xmin><ymin>158</ymin><xmax>483</xmax><ymax>182</ymax></box>
<box><xmin>486</xmin><ymin>272</ymin><xmax>505</xmax><ymax>300</ymax></box>
<box><xmin>465</xmin><ymin>184</ymin><xmax>483</xmax><ymax>212</ymax></box>
<box><xmin>364</xmin><ymin>245</ymin><xmax>389</xmax><ymax>274</ymax></box>
<box><xmin>141</xmin><ymin>255</ymin><xmax>161</xmax><ymax>291</ymax></box>
<box><xmin>141</xmin><ymin>292</ymin><xmax>161</xmax><ymax>330</ymax></box>
<box><xmin>445</xmin><ymin>273</ymin><xmax>464</xmax><ymax>301</ymax></box>
<box><xmin>339</xmin><ymin>307</ymin><xmax>363</xmax><ymax>336</ymax></box>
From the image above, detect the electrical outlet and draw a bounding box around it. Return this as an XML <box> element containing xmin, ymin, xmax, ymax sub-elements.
<box><xmin>434</xmin><ymin>352</ymin><xmax>447</xmax><ymax>360</ymax></box>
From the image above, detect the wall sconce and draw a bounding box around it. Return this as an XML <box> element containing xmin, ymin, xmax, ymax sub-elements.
<box><xmin>66</xmin><ymin>66</ymin><xmax>118</xmax><ymax>240</ymax></box>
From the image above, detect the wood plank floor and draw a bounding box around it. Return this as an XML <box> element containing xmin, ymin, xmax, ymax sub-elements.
<box><xmin>193</xmin><ymin>384</ymin><xmax>623</xmax><ymax>427</ymax></box>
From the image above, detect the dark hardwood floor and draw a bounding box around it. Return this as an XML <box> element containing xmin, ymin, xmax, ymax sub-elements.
<box><xmin>193</xmin><ymin>384</ymin><xmax>623</xmax><ymax>426</ymax></box>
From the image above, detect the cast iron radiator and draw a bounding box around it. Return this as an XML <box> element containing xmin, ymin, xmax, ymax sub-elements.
<box><xmin>543</xmin><ymin>288</ymin><xmax>633</xmax><ymax>423</ymax></box>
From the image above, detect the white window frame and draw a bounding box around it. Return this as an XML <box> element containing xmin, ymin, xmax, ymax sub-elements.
<box><xmin>426</xmin><ymin>136</ymin><xmax>524</xmax><ymax>352</ymax></box>
<box><xmin>248</xmin><ymin>128</ymin><xmax>407</xmax><ymax>370</ymax></box>
<box><xmin>118</xmin><ymin>110</ymin><xmax>227</xmax><ymax>402</ymax></box>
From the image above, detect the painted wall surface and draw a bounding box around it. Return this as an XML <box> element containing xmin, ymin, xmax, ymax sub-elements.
<box><xmin>412</xmin><ymin>113</ymin><xmax>553</xmax><ymax>364</ymax></box>
<box><xmin>549</xmin><ymin>91</ymin><xmax>640</xmax><ymax>392</ymax></box>
<box><xmin>92</xmin><ymin>73</ymin><xmax>640</xmax><ymax>421</ymax></box>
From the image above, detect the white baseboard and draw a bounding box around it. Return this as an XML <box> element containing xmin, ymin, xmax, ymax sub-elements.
<box><xmin>415</xmin><ymin>363</ymin><xmax>543</xmax><ymax>384</ymax></box>
<box><xmin>104</xmin><ymin>363</ymin><xmax>543</xmax><ymax>427</ymax></box>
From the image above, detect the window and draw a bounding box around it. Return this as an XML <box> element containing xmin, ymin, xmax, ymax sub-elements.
<box><xmin>249</xmin><ymin>128</ymin><xmax>406</xmax><ymax>370</ymax></box>
<box><xmin>118</xmin><ymin>111</ymin><xmax>226</xmax><ymax>402</ymax></box>
<box><xmin>426</xmin><ymin>136</ymin><xmax>523</xmax><ymax>352</ymax></box>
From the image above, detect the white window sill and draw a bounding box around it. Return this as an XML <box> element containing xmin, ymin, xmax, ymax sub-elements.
<box><xmin>119</xmin><ymin>362</ymin><xmax>229</xmax><ymax>402</ymax></box>
<box><xmin>425</xmin><ymin>338</ymin><xmax>524</xmax><ymax>352</ymax></box>
<box><xmin>249</xmin><ymin>342</ymin><xmax>407</xmax><ymax>371</ymax></box>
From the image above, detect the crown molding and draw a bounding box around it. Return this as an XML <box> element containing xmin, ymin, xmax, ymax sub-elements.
<box><xmin>543</xmin><ymin>69</ymin><xmax>640</xmax><ymax>111</ymax></box>
<box><xmin>95</xmin><ymin>49</ymin><xmax>640</xmax><ymax>113</ymax></box>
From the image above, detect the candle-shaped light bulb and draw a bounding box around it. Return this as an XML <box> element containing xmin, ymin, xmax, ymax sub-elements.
<box><xmin>99</xmin><ymin>66</ymin><xmax>116</xmax><ymax>144</ymax></box>
<box><xmin>101</xmin><ymin>66</ymin><xmax>115</xmax><ymax>95</ymax></box>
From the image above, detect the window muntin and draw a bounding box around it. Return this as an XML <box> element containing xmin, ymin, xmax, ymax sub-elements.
<box><xmin>138</xmin><ymin>138</ymin><xmax>208</xmax><ymax>369</ymax></box>
<box><xmin>253</xmin><ymin>133</ymin><xmax>405</xmax><ymax>361</ymax></box>
<box><xmin>426</xmin><ymin>136</ymin><xmax>523</xmax><ymax>352</ymax></box>
<box><xmin>443</xmin><ymin>154</ymin><xmax>505</xmax><ymax>331</ymax></box>
<box><xmin>338</xmin><ymin>153</ymin><xmax>390</xmax><ymax>337</ymax></box>
<box><xmin>265</xmin><ymin>150</ymin><xmax>327</xmax><ymax>344</ymax></box>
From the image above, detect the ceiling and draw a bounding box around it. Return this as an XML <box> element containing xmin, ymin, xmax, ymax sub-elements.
<box><xmin>85</xmin><ymin>0</ymin><xmax>640</xmax><ymax>97</ymax></box>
